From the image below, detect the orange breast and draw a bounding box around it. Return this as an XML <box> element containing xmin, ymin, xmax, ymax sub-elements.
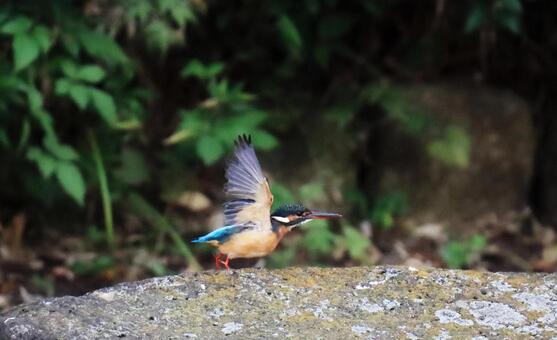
<box><xmin>218</xmin><ymin>229</ymin><xmax>282</xmax><ymax>259</ymax></box>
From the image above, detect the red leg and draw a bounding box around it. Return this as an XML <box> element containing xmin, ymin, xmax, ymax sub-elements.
<box><xmin>214</xmin><ymin>253</ymin><xmax>221</xmax><ymax>270</ymax></box>
<box><xmin>221</xmin><ymin>255</ymin><xmax>230</xmax><ymax>271</ymax></box>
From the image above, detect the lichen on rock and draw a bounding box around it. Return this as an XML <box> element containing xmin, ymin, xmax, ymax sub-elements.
<box><xmin>0</xmin><ymin>266</ymin><xmax>556</xmax><ymax>339</ymax></box>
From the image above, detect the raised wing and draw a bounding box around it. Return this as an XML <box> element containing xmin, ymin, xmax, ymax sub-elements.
<box><xmin>223</xmin><ymin>135</ymin><xmax>273</xmax><ymax>229</ymax></box>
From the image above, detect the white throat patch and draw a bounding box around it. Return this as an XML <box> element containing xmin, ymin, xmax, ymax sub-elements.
<box><xmin>271</xmin><ymin>216</ymin><xmax>290</xmax><ymax>223</ymax></box>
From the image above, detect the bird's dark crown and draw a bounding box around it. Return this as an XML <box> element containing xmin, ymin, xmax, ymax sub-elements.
<box><xmin>271</xmin><ymin>203</ymin><xmax>310</xmax><ymax>218</ymax></box>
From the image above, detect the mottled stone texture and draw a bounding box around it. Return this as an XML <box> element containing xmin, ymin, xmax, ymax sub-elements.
<box><xmin>1</xmin><ymin>266</ymin><xmax>556</xmax><ymax>339</ymax></box>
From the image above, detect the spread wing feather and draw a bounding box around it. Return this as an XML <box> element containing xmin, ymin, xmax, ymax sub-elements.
<box><xmin>223</xmin><ymin>135</ymin><xmax>273</xmax><ymax>229</ymax></box>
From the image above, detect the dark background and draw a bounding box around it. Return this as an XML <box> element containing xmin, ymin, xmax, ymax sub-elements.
<box><xmin>1</xmin><ymin>0</ymin><xmax>557</xmax><ymax>310</ymax></box>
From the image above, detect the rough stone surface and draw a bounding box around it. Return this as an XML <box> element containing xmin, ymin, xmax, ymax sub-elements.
<box><xmin>1</xmin><ymin>266</ymin><xmax>556</xmax><ymax>339</ymax></box>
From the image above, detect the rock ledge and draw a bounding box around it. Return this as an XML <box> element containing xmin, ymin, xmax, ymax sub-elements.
<box><xmin>1</xmin><ymin>266</ymin><xmax>556</xmax><ymax>339</ymax></box>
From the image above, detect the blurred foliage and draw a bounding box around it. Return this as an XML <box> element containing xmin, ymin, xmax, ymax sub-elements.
<box><xmin>71</xmin><ymin>256</ymin><xmax>114</xmax><ymax>276</ymax></box>
<box><xmin>465</xmin><ymin>0</ymin><xmax>522</xmax><ymax>33</ymax></box>
<box><xmin>370</xmin><ymin>192</ymin><xmax>407</xmax><ymax>230</ymax></box>
<box><xmin>167</xmin><ymin>59</ymin><xmax>277</xmax><ymax>164</ymax></box>
<box><xmin>0</xmin><ymin>0</ymin><xmax>532</xmax><ymax>274</ymax></box>
<box><xmin>441</xmin><ymin>235</ymin><xmax>487</xmax><ymax>269</ymax></box>
<box><xmin>31</xmin><ymin>274</ymin><xmax>55</xmax><ymax>297</ymax></box>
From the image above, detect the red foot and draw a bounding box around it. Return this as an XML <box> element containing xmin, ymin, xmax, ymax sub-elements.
<box><xmin>221</xmin><ymin>255</ymin><xmax>230</xmax><ymax>271</ymax></box>
<box><xmin>213</xmin><ymin>253</ymin><xmax>230</xmax><ymax>271</ymax></box>
<box><xmin>214</xmin><ymin>254</ymin><xmax>221</xmax><ymax>270</ymax></box>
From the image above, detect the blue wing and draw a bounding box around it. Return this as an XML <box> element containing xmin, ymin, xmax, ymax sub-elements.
<box><xmin>191</xmin><ymin>225</ymin><xmax>252</xmax><ymax>244</ymax></box>
<box><xmin>223</xmin><ymin>135</ymin><xmax>273</xmax><ymax>229</ymax></box>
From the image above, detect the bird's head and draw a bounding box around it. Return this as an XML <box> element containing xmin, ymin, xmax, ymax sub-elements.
<box><xmin>271</xmin><ymin>203</ymin><xmax>342</xmax><ymax>229</ymax></box>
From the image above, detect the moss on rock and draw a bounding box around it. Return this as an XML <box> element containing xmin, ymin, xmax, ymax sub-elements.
<box><xmin>1</xmin><ymin>266</ymin><xmax>556</xmax><ymax>339</ymax></box>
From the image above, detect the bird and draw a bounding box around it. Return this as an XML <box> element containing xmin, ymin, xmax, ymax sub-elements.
<box><xmin>192</xmin><ymin>134</ymin><xmax>341</xmax><ymax>270</ymax></box>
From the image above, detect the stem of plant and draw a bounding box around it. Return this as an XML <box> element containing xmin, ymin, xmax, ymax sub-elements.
<box><xmin>87</xmin><ymin>130</ymin><xmax>115</xmax><ymax>250</ymax></box>
<box><xmin>126</xmin><ymin>193</ymin><xmax>201</xmax><ymax>271</ymax></box>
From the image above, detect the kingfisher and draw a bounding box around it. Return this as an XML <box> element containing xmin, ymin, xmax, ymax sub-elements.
<box><xmin>192</xmin><ymin>134</ymin><xmax>341</xmax><ymax>270</ymax></box>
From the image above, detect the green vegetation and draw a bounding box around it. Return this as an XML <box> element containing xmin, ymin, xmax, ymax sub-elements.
<box><xmin>1</xmin><ymin>0</ymin><xmax>553</xmax><ymax>294</ymax></box>
<box><xmin>441</xmin><ymin>235</ymin><xmax>487</xmax><ymax>269</ymax></box>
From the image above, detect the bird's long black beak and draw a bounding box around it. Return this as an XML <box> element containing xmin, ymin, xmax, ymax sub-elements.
<box><xmin>308</xmin><ymin>211</ymin><xmax>342</xmax><ymax>220</ymax></box>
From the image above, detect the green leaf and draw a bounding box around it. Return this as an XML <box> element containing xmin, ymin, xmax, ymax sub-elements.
<box><xmin>207</xmin><ymin>63</ymin><xmax>225</xmax><ymax>76</ymax></box>
<box><xmin>464</xmin><ymin>2</ymin><xmax>487</xmax><ymax>33</ymax></box>
<box><xmin>31</xmin><ymin>25</ymin><xmax>51</xmax><ymax>52</ymax></box>
<box><xmin>54</xmin><ymin>78</ymin><xmax>73</xmax><ymax>95</ymax></box>
<box><xmin>69</xmin><ymin>85</ymin><xmax>90</xmax><ymax>110</ymax></box>
<box><xmin>181</xmin><ymin>60</ymin><xmax>224</xmax><ymax>80</ymax></box>
<box><xmin>160</xmin><ymin>0</ymin><xmax>195</xmax><ymax>26</ymax></box>
<box><xmin>71</xmin><ymin>256</ymin><xmax>113</xmax><ymax>275</ymax></box>
<box><xmin>26</xmin><ymin>147</ymin><xmax>57</xmax><ymax>178</ymax></box>
<box><xmin>178</xmin><ymin>109</ymin><xmax>209</xmax><ymax>131</ymax></box>
<box><xmin>277</xmin><ymin>15</ymin><xmax>302</xmax><ymax>56</ymax></box>
<box><xmin>440</xmin><ymin>235</ymin><xmax>486</xmax><ymax>269</ymax></box>
<box><xmin>213</xmin><ymin>110</ymin><xmax>267</xmax><ymax>143</ymax></box>
<box><xmin>30</xmin><ymin>109</ymin><xmax>55</xmax><ymax>137</ymax></box>
<box><xmin>342</xmin><ymin>226</ymin><xmax>371</xmax><ymax>260</ymax></box>
<box><xmin>127</xmin><ymin>1</ymin><xmax>152</xmax><ymax>22</ymax></box>
<box><xmin>495</xmin><ymin>10</ymin><xmax>521</xmax><ymax>33</ymax></box>
<box><xmin>208</xmin><ymin>78</ymin><xmax>230</xmax><ymax>100</ymax></box>
<box><xmin>166</xmin><ymin>110</ymin><xmax>209</xmax><ymax>144</ymax></box>
<box><xmin>1</xmin><ymin>16</ymin><xmax>32</xmax><ymax>34</ymax></box>
<box><xmin>26</xmin><ymin>86</ymin><xmax>43</xmax><ymax>112</ymax></box>
<box><xmin>301</xmin><ymin>220</ymin><xmax>335</xmax><ymax>256</ymax></box>
<box><xmin>56</xmin><ymin>161</ymin><xmax>86</xmax><ymax>206</ymax></box>
<box><xmin>427</xmin><ymin>126</ymin><xmax>471</xmax><ymax>168</ymax></box>
<box><xmin>113</xmin><ymin>148</ymin><xmax>149</xmax><ymax>185</ymax></box>
<box><xmin>60</xmin><ymin>59</ymin><xmax>78</xmax><ymax>78</ymax></box>
<box><xmin>145</xmin><ymin>20</ymin><xmax>176</xmax><ymax>53</ymax></box>
<box><xmin>78</xmin><ymin>30</ymin><xmax>127</xmax><ymax>65</ymax></box>
<box><xmin>233</xmin><ymin>110</ymin><xmax>267</xmax><ymax>127</ymax></box>
<box><xmin>370</xmin><ymin>192</ymin><xmax>407</xmax><ymax>229</ymax></box>
<box><xmin>180</xmin><ymin>59</ymin><xmax>205</xmax><ymax>79</ymax></box>
<box><xmin>76</xmin><ymin>65</ymin><xmax>105</xmax><ymax>83</ymax></box>
<box><xmin>17</xmin><ymin>119</ymin><xmax>31</xmax><ymax>150</ymax></box>
<box><xmin>251</xmin><ymin>130</ymin><xmax>278</xmax><ymax>150</ymax></box>
<box><xmin>90</xmin><ymin>89</ymin><xmax>117</xmax><ymax>125</ymax></box>
<box><xmin>469</xmin><ymin>234</ymin><xmax>487</xmax><ymax>251</ymax></box>
<box><xmin>114</xmin><ymin>118</ymin><xmax>142</xmax><ymax>130</ymax></box>
<box><xmin>196</xmin><ymin>135</ymin><xmax>224</xmax><ymax>165</ymax></box>
<box><xmin>61</xmin><ymin>61</ymin><xmax>106</xmax><ymax>83</ymax></box>
<box><xmin>13</xmin><ymin>32</ymin><xmax>40</xmax><ymax>71</ymax></box>
<box><xmin>213</xmin><ymin>121</ymin><xmax>250</xmax><ymax>143</ymax></box>
<box><xmin>440</xmin><ymin>242</ymin><xmax>468</xmax><ymax>269</ymax></box>
<box><xmin>43</xmin><ymin>136</ymin><xmax>79</xmax><ymax>161</ymax></box>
